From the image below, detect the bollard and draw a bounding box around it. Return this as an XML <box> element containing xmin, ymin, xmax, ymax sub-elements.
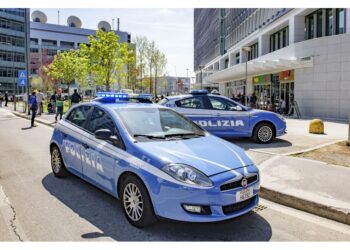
<box><xmin>309</xmin><ymin>119</ymin><xmax>324</xmax><ymax>134</ymax></box>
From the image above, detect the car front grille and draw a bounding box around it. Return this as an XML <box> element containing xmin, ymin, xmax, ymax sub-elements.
<box><xmin>220</xmin><ymin>175</ymin><xmax>258</xmax><ymax>191</ymax></box>
<box><xmin>222</xmin><ymin>196</ymin><xmax>256</xmax><ymax>215</ymax></box>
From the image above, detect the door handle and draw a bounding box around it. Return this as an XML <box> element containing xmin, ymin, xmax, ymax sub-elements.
<box><xmin>82</xmin><ymin>143</ymin><xmax>89</xmax><ymax>149</ymax></box>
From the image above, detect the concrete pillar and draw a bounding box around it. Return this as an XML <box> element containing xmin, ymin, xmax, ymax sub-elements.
<box><xmin>332</xmin><ymin>8</ymin><xmax>337</xmax><ymax>35</ymax></box>
<box><xmin>313</xmin><ymin>13</ymin><xmax>317</xmax><ymax>38</ymax></box>
<box><xmin>322</xmin><ymin>9</ymin><xmax>326</xmax><ymax>36</ymax></box>
<box><xmin>346</xmin><ymin>9</ymin><xmax>350</xmax><ymax>34</ymax></box>
<box><xmin>259</xmin><ymin>34</ymin><xmax>269</xmax><ymax>56</ymax></box>
<box><xmin>290</xmin><ymin>14</ymin><xmax>305</xmax><ymax>43</ymax></box>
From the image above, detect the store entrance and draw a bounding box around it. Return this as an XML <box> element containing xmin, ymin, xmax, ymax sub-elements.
<box><xmin>279</xmin><ymin>82</ymin><xmax>294</xmax><ymax>114</ymax></box>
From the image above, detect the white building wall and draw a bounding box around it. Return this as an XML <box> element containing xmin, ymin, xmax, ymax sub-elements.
<box><xmin>294</xmin><ymin>34</ymin><xmax>350</xmax><ymax>120</ymax></box>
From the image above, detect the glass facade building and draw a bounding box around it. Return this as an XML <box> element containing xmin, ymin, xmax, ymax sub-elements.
<box><xmin>0</xmin><ymin>8</ymin><xmax>29</xmax><ymax>94</ymax></box>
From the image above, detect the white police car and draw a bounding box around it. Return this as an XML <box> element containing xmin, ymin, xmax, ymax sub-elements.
<box><xmin>160</xmin><ymin>90</ymin><xmax>286</xmax><ymax>143</ymax></box>
<box><xmin>50</xmin><ymin>93</ymin><xmax>260</xmax><ymax>227</ymax></box>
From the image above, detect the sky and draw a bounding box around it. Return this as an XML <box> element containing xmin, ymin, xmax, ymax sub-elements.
<box><xmin>33</xmin><ymin>8</ymin><xmax>194</xmax><ymax>78</ymax></box>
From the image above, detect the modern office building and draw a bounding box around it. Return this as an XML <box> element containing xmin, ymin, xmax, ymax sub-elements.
<box><xmin>194</xmin><ymin>8</ymin><xmax>350</xmax><ymax>120</ymax></box>
<box><xmin>0</xmin><ymin>8</ymin><xmax>29</xmax><ymax>94</ymax></box>
<box><xmin>29</xmin><ymin>10</ymin><xmax>131</xmax><ymax>92</ymax></box>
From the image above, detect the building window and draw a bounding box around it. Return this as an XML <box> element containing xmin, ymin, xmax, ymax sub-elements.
<box><xmin>336</xmin><ymin>8</ymin><xmax>345</xmax><ymax>34</ymax></box>
<box><xmin>270</xmin><ymin>26</ymin><xmax>288</xmax><ymax>52</ymax></box>
<box><xmin>307</xmin><ymin>8</ymin><xmax>346</xmax><ymax>39</ymax></box>
<box><xmin>224</xmin><ymin>58</ymin><xmax>229</xmax><ymax>69</ymax></box>
<box><xmin>326</xmin><ymin>9</ymin><xmax>334</xmax><ymax>36</ymax></box>
<box><xmin>235</xmin><ymin>52</ymin><xmax>240</xmax><ymax>64</ymax></box>
<box><xmin>42</xmin><ymin>39</ymin><xmax>57</xmax><ymax>47</ymax></box>
<box><xmin>247</xmin><ymin>43</ymin><xmax>258</xmax><ymax>61</ymax></box>
<box><xmin>30</xmin><ymin>38</ymin><xmax>38</xmax><ymax>45</ymax></box>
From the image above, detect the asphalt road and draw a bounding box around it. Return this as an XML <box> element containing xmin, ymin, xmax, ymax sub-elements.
<box><xmin>0</xmin><ymin>108</ymin><xmax>350</xmax><ymax>241</ymax></box>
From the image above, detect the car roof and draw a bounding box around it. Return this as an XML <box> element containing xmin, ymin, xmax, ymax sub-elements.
<box><xmin>91</xmin><ymin>101</ymin><xmax>164</xmax><ymax>111</ymax></box>
<box><xmin>166</xmin><ymin>93</ymin><xmax>225</xmax><ymax>100</ymax></box>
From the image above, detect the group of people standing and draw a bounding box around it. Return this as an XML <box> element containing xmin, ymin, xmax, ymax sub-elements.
<box><xmin>28</xmin><ymin>88</ymin><xmax>81</xmax><ymax>128</ymax></box>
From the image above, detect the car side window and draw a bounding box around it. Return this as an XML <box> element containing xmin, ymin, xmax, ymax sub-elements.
<box><xmin>175</xmin><ymin>96</ymin><xmax>205</xmax><ymax>109</ymax></box>
<box><xmin>66</xmin><ymin>105</ymin><xmax>92</xmax><ymax>128</ymax></box>
<box><xmin>208</xmin><ymin>96</ymin><xmax>240</xmax><ymax>111</ymax></box>
<box><xmin>88</xmin><ymin>107</ymin><xmax>117</xmax><ymax>136</ymax></box>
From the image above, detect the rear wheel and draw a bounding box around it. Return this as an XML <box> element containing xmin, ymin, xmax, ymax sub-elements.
<box><xmin>120</xmin><ymin>175</ymin><xmax>157</xmax><ymax>228</ymax></box>
<box><xmin>253</xmin><ymin>122</ymin><xmax>274</xmax><ymax>143</ymax></box>
<box><xmin>51</xmin><ymin>145</ymin><xmax>68</xmax><ymax>178</ymax></box>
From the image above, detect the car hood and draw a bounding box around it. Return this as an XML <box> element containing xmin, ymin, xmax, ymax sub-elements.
<box><xmin>134</xmin><ymin>135</ymin><xmax>254</xmax><ymax>176</ymax></box>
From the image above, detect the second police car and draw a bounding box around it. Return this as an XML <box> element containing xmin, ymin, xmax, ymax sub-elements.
<box><xmin>160</xmin><ymin>90</ymin><xmax>287</xmax><ymax>143</ymax></box>
<box><xmin>50</xmin><ymin>93</ymin><xmax>260</xmax><ymax>227</ymax></box>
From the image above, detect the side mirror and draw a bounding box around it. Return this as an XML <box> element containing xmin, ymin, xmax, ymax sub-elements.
<box><xmin>95</xmin><ymin>129</ymin><xmax>119</xmax><ymax>144</ymax></box>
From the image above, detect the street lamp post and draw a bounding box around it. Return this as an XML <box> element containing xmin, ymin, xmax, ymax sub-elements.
<box><xmin>242</xmin><ymin>46</ymin><xmax>252</xmax><ymax>106</ymax></box>
<box><xmin>199</xmin><ymin>65</ymin><xmax>204</xmax><ymax>89</ymax></box>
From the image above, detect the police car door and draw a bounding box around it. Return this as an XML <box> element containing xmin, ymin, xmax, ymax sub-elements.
<box><xmin>62</xmin><ymin>105</ymin><xmax>93</xmax><ymax>177</ymax></box>
<box><xmin>208</xmin><ymin>96</ymin><xmax>249</xmax><ymax>136</ymax></box>
<box><xmin>82</xmin><ymin>107</ymin><xmax>121</xmax><ymax>193</ymax></box>
<box><xmin>173</xmin><ymin>96</ymin><xmax>214</xmax><ymax>132</ymax></box>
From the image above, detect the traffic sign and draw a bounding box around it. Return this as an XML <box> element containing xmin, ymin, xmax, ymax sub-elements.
<box><xmin>18</xmin><ymin>79</ymin><xmax>26</xmax><ymax>87</ymax></box>
<box><xmin>17</xmin><ymin>70</ymin><xmax>27</xmax><ymax>87</ymax></box>
<box><xmin>18</xmin><ymin>70</ymin><xmax>27</xmax><ymax>79</ymax></box>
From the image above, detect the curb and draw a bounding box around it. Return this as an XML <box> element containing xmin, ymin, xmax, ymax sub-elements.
<box><xmin>12</xmin><ymin>111</ymin><xmax>55</xmax><ymax>128</ymax></box>
<box><xmin>260</xmin><ymin>186</ymin><xmax>350</xmax><ymax>225</ymax></box>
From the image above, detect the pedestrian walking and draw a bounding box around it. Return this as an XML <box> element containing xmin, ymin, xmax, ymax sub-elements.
<box><xmin>55</xmin><ymin>88</ymin><xmax>65</xmax><ymax>122</ymax></box>
<box><xmin>50</xmin><ymin>91</ymin><xmax>57</xmax><ymax>114</ymax></box>
<box><xmin>70</xmin><ymin>89</ymin><xmax>81</xmax><ymax>106</ymax></box>
<box><xmin>249</xmin><ymin>92</ymin><xmax>257</xmax><ymax>108</ymax></box>
<box><xmin>4</xmin><ymin>91</ymin><xmax>8</xmax><ymax>107</ymax></box>
<box><xmin>29</xmin><ymin>91</ymin><xmax>38</xmax><ymax>127</ymax></box>
<box><xmin>36</xmin><ymin>89</ymin><xmax>44</xmax><ymax>115</ymax></box>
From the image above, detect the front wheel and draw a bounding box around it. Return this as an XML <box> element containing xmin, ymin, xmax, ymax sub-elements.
<box><xmin>120</xmin><ymin>175</ymin><xmax>157</xmax><ymax>228</ymax></box>
<box><xmin>253</xmin><ymin>123</ymin><xmax>274</xmax><ymax>143</ymax></box>
<box><xmin>51</xmin><ymin>145</ymin><xmax>68</xmax><ymax>178</ymax></box>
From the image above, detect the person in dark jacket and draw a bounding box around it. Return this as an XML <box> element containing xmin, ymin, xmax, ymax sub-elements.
<box><xmin>29</xmin><ymin>91</ymin><xmax>38</xmax><ymax>127</ymax></box>
<box><xmin>4</xmin><ymin>91</ymin><xmax>8</xmax><ymax>107</ymax></box>
<box><xmin>70</xmin><ymin>89</ymin><xmax>82</xmax><ymax>106</ymax></box>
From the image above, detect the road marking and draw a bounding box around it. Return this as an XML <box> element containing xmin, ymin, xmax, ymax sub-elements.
<box><xmin>0</xmin><ymin>185</ymin><xmax>28</xmax><ymax>241</ymax></box>
<box><xmin>260</xmin><ymin>198</ymin><xmax>350</xmax><ymax>235</ymax></box>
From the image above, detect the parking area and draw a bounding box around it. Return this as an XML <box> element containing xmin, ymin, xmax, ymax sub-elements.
<box><xmin>227</xmin><ymin>118</ymin><xmax>349</xmax><ymax>164</ymax></box>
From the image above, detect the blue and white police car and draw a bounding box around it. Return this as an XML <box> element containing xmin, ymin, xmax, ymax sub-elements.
<box><xmin>160</xmin><ymin>90</ymin><xmax>287</xmax><ymax>143</ymax></box>
<box><xmin>49</xmin><ymin>93</ymin><xmax>260</xmax><ymax>227</ymax></box>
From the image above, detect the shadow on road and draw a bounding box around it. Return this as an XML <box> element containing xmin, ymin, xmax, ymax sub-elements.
<box><xmin>42</xmin><ymin>173</ymin><xmax>272</xmax><ymax>241</ymax></box>
<box><xmin>226</xmin><ymin>137</ymin><xmax>292</xmax><ymax>150</ymax></box>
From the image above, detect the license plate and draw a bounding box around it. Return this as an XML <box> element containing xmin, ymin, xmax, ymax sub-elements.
<box><xmin>236</xmin><ymin>187</ymin><xmax>253</xmax><ymax>202</ymax></box>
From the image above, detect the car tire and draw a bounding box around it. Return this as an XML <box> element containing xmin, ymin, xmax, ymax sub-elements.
<box><xmin>253</xmin><ymin>122</ymin><xmax>274</xmax><ymax>143</ymax></box>
<box><xmin>120</xmin><ymin>175</ymin><xmax>157</xmax><ymax>228</ymax></box>
<box><xmin>51</xmin><ymin>145</ymin><xmax>68</xmax><ymax>178</ymax></box>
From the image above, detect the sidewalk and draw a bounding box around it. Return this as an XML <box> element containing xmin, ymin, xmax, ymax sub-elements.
<box><xmin>259</xmin><ymin>155</ymin><xmax>350</xmax><ymax>225</ymax></box>
<box><xmin>4</xmin><ymin>103</ymin><xmax>59</xmax><ymax>127</ymax></box>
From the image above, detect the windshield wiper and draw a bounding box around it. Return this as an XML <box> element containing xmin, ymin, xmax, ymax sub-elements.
<box><xmin>165</xmin><ymin>133</ymin><xmax>205</xmax><ymax>138</ymax></box>
<box><xmin>133</xmin><ymin>134</ymin><xmax>166</xmax><ymax>140</ymax></box>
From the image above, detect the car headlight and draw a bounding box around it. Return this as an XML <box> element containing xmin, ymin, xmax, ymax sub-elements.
<box><xmin>162</xmin><ymin>163</ymin><xmax>213</xmax><ymax>187</ymax></box>
<box><xmin>276</xmin><ymin>114</ymin><xmax>286</xmax><ymax>122</ymax></box>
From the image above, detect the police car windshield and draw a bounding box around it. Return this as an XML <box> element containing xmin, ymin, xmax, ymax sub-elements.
<box><xmin>115</xmin><ymin>108</ymin><xmax>205</xmax><ymax>140</ymax></box>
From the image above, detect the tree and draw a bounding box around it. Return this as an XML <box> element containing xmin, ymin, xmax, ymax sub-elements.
<box><xmin>133</xmin><ymin>36</ymin><xmax>148</xmax><ymax>92</ymax></box>
<box><xmin>153</xmin><ymin>49</ymin><xmax>167</xmax><ymax>97</ymax></box>
<box><xmin>45</xmin><ymin>50</ymin><xmax>89</xmax><ymax>92</ymax></box>
<box><xmin>80</xmin><ymin>30</ymin><xmax>133</xmax><ymax>91</ymax></box>
<box><xmin>146</xmin><ymin>40</ymin><xmax>157</xmax><ymax>94</ymax></box>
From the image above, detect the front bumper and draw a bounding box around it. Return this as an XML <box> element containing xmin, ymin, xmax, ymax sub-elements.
<box><xmin>149</xmin><ymin>166</ymin><xmax>260</xmax><ymax>222</ymax></box>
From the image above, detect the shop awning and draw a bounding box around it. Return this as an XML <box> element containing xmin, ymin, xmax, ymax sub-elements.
<box><xmin>205</xmin><ymin>56</ymin><xmax>313</xmax><ymax>84</ymax></box>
